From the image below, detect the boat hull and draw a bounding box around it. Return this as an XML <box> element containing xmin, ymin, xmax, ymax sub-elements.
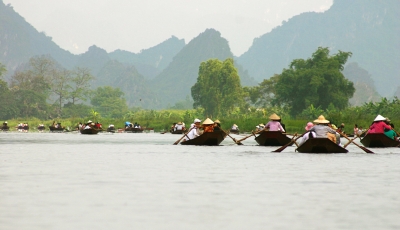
<box><xmin>360</xmin><ymin>133</ymin><xmax>399</xmax><ymax>147</ymax></box>
<box><xmin>296</xmin><ymin>138</ymin><xmax>348</xmax><ymax>153</ymax></box>
<box><xmin>125</xmin><ymin>127</ymin><xmax>144</xmax><ymax>133</ymax></box>
<box><xmin>171</xmin><ymin>129</ymin><xmax>184</xmax><ymax>134</ymax></box>
<box><xmin>80</xmin><ymin>129</ymin><xmax>100</xmax><ymax>135</ymax></box>
<box><xmin>181</xmin><ymin>131</ymin><xmax>227</xmax><ymax>146</ymax></box>
<box><xmin>255</xmin><ymin>131</ymin><xmax>292</xmax><ymax>146</ymax></box>
<box><xmin>229</xmin><ymin>129</ymin><xmax>240</xmax><ymax>134</ymax></box>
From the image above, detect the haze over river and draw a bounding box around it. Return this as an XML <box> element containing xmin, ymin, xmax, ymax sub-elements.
<box><xmin>1</xmin><ymin>132</ymin><xmax>399</xmax><ymax>230</ymax></box>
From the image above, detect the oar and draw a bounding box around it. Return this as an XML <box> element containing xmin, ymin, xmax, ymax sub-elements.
<box><xmin>235</xmin><ymin>129</ymin><xmax>264</xmax><ymax>144</ymax></box>
<box><xmin>343</xmin><ymin>135</ymin><xmax>357</xmax><ymax>148</ymax></box>
<box><xmin>221</xmin><ymin>129</ymin><xmax>243</xmax><ymax>145</ymax></box>
<box><xmin>272</xmin><ymin>132</ymin><xmax>306</xmax><ymax>152</ymax></box>
<box><xmin>173</xmin><ymin>127</ymin><xmax>194</xmax><ymax>145</ymax></box>
<box><xmin>338</xmin><ymin>131</ymin><xmax>374</xmax><ymax>154</ymax></box>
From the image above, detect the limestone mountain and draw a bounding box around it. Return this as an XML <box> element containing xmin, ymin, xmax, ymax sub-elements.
<box><xmin>342</xmin><ymin>62</ymin><xmax>381</xmax><ymax>106</ymax></box>
<box><xmin>237</xmin><ymin>0</ymin><xmax>400</xmax><ymax>97</ymax></box>
<box><xmin>108</xmin><ymin>36</ymin><xmax>185</xmax><ymax>79</ymax></box>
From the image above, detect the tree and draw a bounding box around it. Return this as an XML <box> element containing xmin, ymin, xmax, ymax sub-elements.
<box><xmin>273</xmin><ymin>47</ymin><xmax>355</xmax><ymax>116</ymax></box>
<box><xmin>191</xmin><ymin>58</ymin><xmax>245</xmax><ymax>117</ymax></box>
<box><xmin>244</xmin><ymin>74</ymin><xmax>280</xmax><ymax>107</ymax></box>
<box><xmin>70</xmin><ymin>67</ymin><xmax>95</xmax><ymax>104</ymax></box>
<box><xmin>51</xmin><ymin>68</ymin><xmax>72</xmax><ymax>117</ymax></box>
<box><xmin>91</xmin><ymin>86</ymin><xmax>128</xmax><ymax>118</ymax></box>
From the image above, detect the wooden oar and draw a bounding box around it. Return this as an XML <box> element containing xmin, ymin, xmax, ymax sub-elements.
<box><xmin>338</xmin><ymin>131</ymin><xmax>374</xmax><ymax>154</ymax></box>
<box><xmin>173</xmin><ymin>127</ymin><xmax>194</xmax><ymax>145</ymax></box>
<box><xmin>343</xmin><ymin>135</ymin><xmax>357</xmax><ymax>148</ymax></box>
<box><xmin>221</xmin><ymin>129</ymin><xmax>243</xmax><ymax>145</ymax></box>
<box><xmin>235</xmin><ymin>129</ymin><xmax>264</xmax><ymax>144</ymax></box>
<box><xmin>272</xmin><ymin>132</ymin><xmax>306</xmax><ymax>152</ymax></box>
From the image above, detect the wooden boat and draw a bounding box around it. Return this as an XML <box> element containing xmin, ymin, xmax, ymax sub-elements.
<box><xmin>80</xmin><ymin>128</ymin><xmax>101</xmax><ymax>135</ymax></box>
<box><xmin>255</xmin><ymin>131</ymin><xmax>292</xmax><ymax>146</ymax></box>
<box><xmin>360</xmin><ymin>133</ymin><xmax>399</xmax><ymax>147</ymax></box>
<box><xmin>106</xmin><ymin>127</ymin><xmax>116</xmax><ymax>133</ymax></box>
<box><xmin>125</xmin><ymin>127</ymin><xmax>144</xmax><ymax>133</ymax></box>
<box><xmin>181</xmin><ymin>130</ymin><xmax>227</xmax><ymax>146</ymax></box>
<box><xmin>170</xmin><ymin>129</ymin><xmax>185</xmax><ymax>134</ymax></box>
<box><xmin>296</xmin><ymin>138</ymin><xmax>348</xmax><ymax>153</ymax></box>
<box><xmin>1</xmin><ymin>125</ymin><xmax>10</xmax><ymax>131</ymax></box>
<box><xmin>49</xmin><ymin>126</ymin><xmax>65</xmax><ymax>132</ymax></box>
<box><xmin>229</xmin><ymin>129</ymin><xmax>240</xmax><ymax>134</ymax></box>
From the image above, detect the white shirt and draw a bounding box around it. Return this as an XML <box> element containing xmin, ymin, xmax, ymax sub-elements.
<box><xmin>185</xmin><ymin>128</ymin><xmax>199</xmax><ymax>140</ymax></box>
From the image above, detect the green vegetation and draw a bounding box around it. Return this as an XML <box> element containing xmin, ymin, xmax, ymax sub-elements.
<box><xmin>192</xmin><ymin>58</ymin><xmax>245</xmax><ymax>118</ymax></box>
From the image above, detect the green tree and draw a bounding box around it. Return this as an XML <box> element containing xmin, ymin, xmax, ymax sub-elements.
<box><xmin>191</xmin><ymin>58</ymin><xmax>245</xmax><ymax>117</ymax></box>
<box><xmin>91</xmin><ymin>86</ymin><xmax>128</xmax><ymax>118</ymax></box>
<box><xmin>70</xmin><ymin>67</ymin><xmax>95</xmax><ymax>104</ymax></box>
<box><xmin>244</xmin><ymin>74</ymin><xmax>280</xmax><ymax>107</ymax></box>
<box><xmin>273</xmin><ymin>47</ymin><xmax>355</xmax><ymax>116</ymax></box>
<box><xmin>51</xmin><ymin>68</ymin><xmax>72</xmax><ymax>117</ymax></box>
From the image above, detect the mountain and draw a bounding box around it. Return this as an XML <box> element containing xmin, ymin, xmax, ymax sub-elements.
<box><xmin>151</xmin><ymin>28</ymin><xmax>257</xmax><ymax>107</ymax></box>
<box><xmin>94</xmin><ymin>60</ymin><xmax>158</xmax><ymax>109</ymax></box>
<box><xmin>237</xmin><ymin>0</ymin><xmax>400</xmax><ymax>97</ymax></box>
<box><xmin>0</xmin><ymin>2</ymin><xmax>77</xmax><ymax>73</ymax></box>
<box><xmin>342</xmin><ymin>62</ymin><xmax>381</xmax><ymax>106</ymax></box>
<box><xmin>108</xmin><ymin>36</ymin><xmax>185</xmax><ymax>79</ymax></box>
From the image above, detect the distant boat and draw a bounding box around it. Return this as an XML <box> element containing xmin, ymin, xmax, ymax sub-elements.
<box><xmin>125</xmin><ymin>127</ymin><xmax>144</xmax><ymax>133</ymax></box>
<box><xmin>296</xmin><ymin>138</ymin><xmax>348</xmax><ymax>153</ymax></box>
<box><xmin>80</xmin><ymin>128</ymin><xmax>101</xmax><ymax>135</ymax></box>
<box><xmin>49</xmin><ymin>126</ymin><xmax>65</xmax><ymax>132</ymax></box>
<box><xmin>255</xmin><ymin>131</ymin><xmax>292</xmax><ymax>146</ymax></box>
<box><xmin>181</xmin><ymin>130</ymin><xmax>227</xmax><ymax>146</ymax></box>
<box><xmin>360</xmin><ymin>133</ymin><xmax>399</xmax><ymax>147</ymax></box>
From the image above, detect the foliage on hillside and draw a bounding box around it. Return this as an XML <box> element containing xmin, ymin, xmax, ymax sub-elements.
<box><xmin>237</xmin><ymin>0</ymin><xmax>400</xmax><ymax>98</ymax></box>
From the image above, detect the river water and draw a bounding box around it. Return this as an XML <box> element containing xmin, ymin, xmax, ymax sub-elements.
<box><xmin>0</xmin><ymin>132</ymin><xmax>399</xmax><ymax>230</ymax></box>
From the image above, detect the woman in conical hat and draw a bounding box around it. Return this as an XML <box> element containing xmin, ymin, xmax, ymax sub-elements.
<box><xmin>367</xmin><ymin>114</ymin><xmax>392</xmax><ymax>134</ymax></box>
<box><xmin>265</xmin><ymin>113</ymin><xmax>285</xmax><ymax>132</ymax></box>
<box><xmin>202</xmin><ymin>118</ymin><xmax>214</xmax><ymax>133</ymax></box>
<box><xmin>308</xmin><ymin>115</ymin><xmax>337</xmax><ymax>143</ymax></box>
<box><xmin>213</xmin><ymin>119</ymin><xmax>221</xmax><ymax>131</ymax></box>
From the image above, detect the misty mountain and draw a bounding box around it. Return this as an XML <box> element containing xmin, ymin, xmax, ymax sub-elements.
<box><xmin>109</xmin><ymin>36</ymin><xmax>185</xmax><ymax>79</ymax></box>
<box><xmin>151</xmin><ymin>28</ymin><xmax>257</xmax><ymax>107</ymax></box>
<box><xmin>94</xmin><ymin>60</ymin><xmax>158</xmax><ymax>109</ymax></box>
<box><xmin>237</xmin><ymin>0</ymin><xmax>400</xmax><ymax>97</ymax></box>
<box><xmin>342</xmin><ymin>62</ymin><xmax>381</xmax><ymax>106</ymax></box>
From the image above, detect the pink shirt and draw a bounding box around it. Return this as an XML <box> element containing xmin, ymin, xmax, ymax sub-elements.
<box><xmin>368</xmin><ymin>121</ymin><xmax>391</xmax><ymax>134</ymax></box>
<box><xmin>265</xmin><ymin>121</ymin><xmax>285</xmax><ymax>132</ymax></box>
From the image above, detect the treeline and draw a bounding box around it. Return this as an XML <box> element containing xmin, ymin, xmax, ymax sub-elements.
<box><xmin>0</xmin><ymin>56</ymin><xmax>130</xmax><ymax>120</ymax></box>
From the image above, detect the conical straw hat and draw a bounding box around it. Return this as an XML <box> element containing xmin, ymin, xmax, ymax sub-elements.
<box><xmin>374</xmin><ymin>115</ymin><xmax>385</xmax><ymax>121</ymax></box>
<box><xmin>202</xmin><ymin>118</ymin><xmax>214</xmax><ymax>125</ymax></box>
<box><xmin>214</xmin><ymin>119</ymin><xmax>220</xmax><ymax>124</ymax></box>
<box><xmin>269</xmin><ymin>113</ymin><xmax>280</xmax><ymax>120</ymax></box>
<box><xmin>313</xmin><ymin>115</ymin><xmax>329</xmax><ymax>124</ymax></box>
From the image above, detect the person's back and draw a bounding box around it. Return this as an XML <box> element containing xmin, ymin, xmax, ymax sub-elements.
<box><xmin>265</xmin><ymin>120</ymin><xmax>285</xmax><ymax>132</ymax></box>
<box><xmin>310</xmin><ymin>124</ymin><xmax>336</xmax><ymax>138</ymax></box>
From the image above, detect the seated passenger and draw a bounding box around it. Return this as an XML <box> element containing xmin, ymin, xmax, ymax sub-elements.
<box><xmin>213</xmin><ymin>120</ymin><xmax>221</xmax><ymax>131</ymax></box>
<box><xmin>300</xmin><ymin>122</ymin><xmax>316</xmax><ymax>145</ymax></box>
<box><xmin>368</xmin><ymin>115</ymin><xmax>392</xmax><ymax>134</ymax></box>
<box><xmin>309</xmin><ymin>115</ymin><xmax>338</xmax><ymax>144</ymax></box>
<box><xmin>175</xmin><ymin>122</ymin><xmax>184</xmax><ymax>131</ymax></box>
<box><xmin>202</xmin><ymin>118</ymin><xmax>214</xmax><ymax>133</ymax></box>
<box><xmin>265</xmin><ymin>113</ymin><xmax>285</xmax><ymax>132</ymax></box>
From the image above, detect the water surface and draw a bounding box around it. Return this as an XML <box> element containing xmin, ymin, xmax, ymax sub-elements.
<box><xmin>1</xmin><ymin>132</ymin><xmax>399</xmax><ymax>230</ymax></box>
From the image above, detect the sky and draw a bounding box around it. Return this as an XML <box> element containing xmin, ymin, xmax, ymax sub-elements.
<box><xmin>4</xmin><ymin>0</ymin><xmax>333</xmax><ymax>56</ymax></box>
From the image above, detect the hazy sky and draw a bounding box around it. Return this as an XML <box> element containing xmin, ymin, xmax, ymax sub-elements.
<box><xmin>4</xmin><ymin>0</ymin><xmax>333</xmax><ymax>56</ymax></box>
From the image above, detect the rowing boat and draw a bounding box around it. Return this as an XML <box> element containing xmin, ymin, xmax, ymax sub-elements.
<box><xmin>360</xmin><ymin>133</ymin><xmax>399</xmax><ymax>147</ymax></box>
<box><xmin>255</xmin><ymin>131</ymin><xmax>292</xmax><ymax>146</ymax></box>
<box><xmin>296</xmin><ymin>138</ymin><xmax>348</xmax><ymax>153</ymax></box>
<box><xmin>229</xmin><ymin>129</ymin><xmax>240</xmax><ymax>134</ymax></box>
<box><xmin>49</xmin><ymin>126</ymin><xmax>65</xmax><ymax>132</ymax></box>
<box><xmin>181</xmin><ymin>130</ymin><xmax>227</xmax><ymax>146</ymax></box>
<box><xmin>80</xmin><ymin>128</ymin><xmax>101</xmax><ymax>135</ymax></box>
<box><xmin>125</xmin><ymin>127</ymin><xmax>144</xmax><ymax>133</ymax></box>
<box><xmin>171</xmin><ymin>129</ymin><xmax>185</xmax><ymax>134</ymax></box>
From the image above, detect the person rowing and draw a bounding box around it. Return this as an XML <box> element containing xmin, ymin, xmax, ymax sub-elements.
<box><xmin>367</xmin><ymin>114</ymin><xmax>392</xmax><ymax>134</ymax></box>
<box><xmin>183</xmin><ymin>119</ymin><xmax>202</xmax><ymax>141</ymax></box>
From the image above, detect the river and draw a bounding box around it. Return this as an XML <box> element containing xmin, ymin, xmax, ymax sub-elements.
<box><xmin>1</xmin><ymin>132</ymin><xmax>399</xmax><ymax>230</ymax></box>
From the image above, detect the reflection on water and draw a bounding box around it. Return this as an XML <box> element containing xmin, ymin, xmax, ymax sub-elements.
<box><xmin>0</xmin><ymin>132</ymin><xmax>399</xmax><ymax>230</ymax></box>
